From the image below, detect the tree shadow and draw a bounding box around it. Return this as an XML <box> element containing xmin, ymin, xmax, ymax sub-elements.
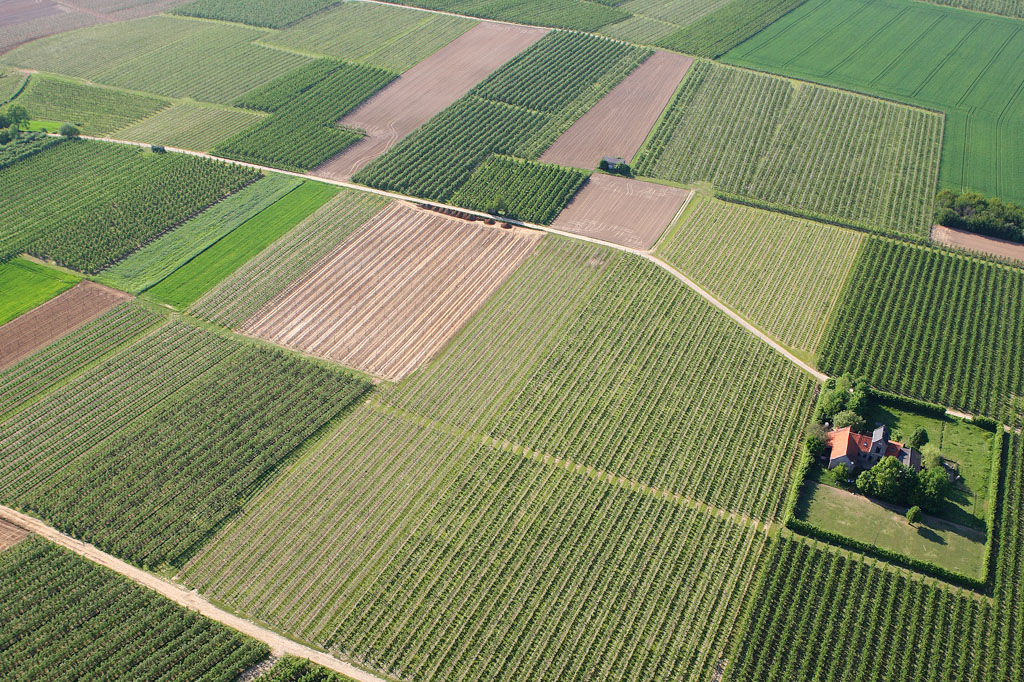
<box><xmin>916</xmin><ymin>526</ymin><xmax>947</xmax><ymax>545</ymax></box>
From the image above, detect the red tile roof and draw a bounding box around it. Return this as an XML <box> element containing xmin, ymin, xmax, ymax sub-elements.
<box><xmin>826</xmin><ymin>426</ymin><xmax>906</xmax><ymax>466</ymax></box>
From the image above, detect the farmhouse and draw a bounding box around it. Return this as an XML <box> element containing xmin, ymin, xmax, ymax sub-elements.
<box><xmin>825</xmin><ymin>424</ymin><xmax>921</xmax><ymax>472</ymax></box>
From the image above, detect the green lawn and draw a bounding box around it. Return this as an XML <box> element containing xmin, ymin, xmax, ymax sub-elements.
<box><xmin>0</xmin><ymin>258</ymin><xmax>81</xmax><ymax>325</ymax></box>
<box><xmin>798</xmin><ymin>480</ymin><xmax>986</xmax><ymax>579</ymax></box>
<box><xmin>145</xmin><ymin>181</ymin><xmax>339</xmax><ymax>308</ymax></box>
<box><xmin>864</xmin><ymin>402</ymin><xmax>996</xmax><ymax>530</ymax></box>
<box><xmin>722</xmin><ymin>0</ymin><xmax>1024</xmax><ymax>204</ymax></box>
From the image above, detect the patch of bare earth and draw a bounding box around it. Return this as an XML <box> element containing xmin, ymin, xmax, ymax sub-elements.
<box><xmin>241</xmin><ymin>203</ymin><xmax>542</xmax><ymax>380</ymax></box>
<box><xmin>932</xmin><ymin>223</ymin><xmax>1024</xmax><ymax>265</ymax></box>
<box><xmin>540</xmin><ymin>50</ymin><xmax>693</xmax><ymax>170</ymax></box>
<box><xmin>314</xmin><ymin>21</ymin><xmax>548</xmax><ymax>181</ymax></box>
<box><xmin>0</xmin><ymin>280</ymin><xmax>131</xmax><ymax>369</ymax></box>
<box><xmin>0</xmin><ymin>518</ymin><xmax>29</xmax><ymax>552</ymax></box>
<box><xmin>552</xmin><ymin>174</ymin><xmax>691</xmax><ymax>250</ymax></box>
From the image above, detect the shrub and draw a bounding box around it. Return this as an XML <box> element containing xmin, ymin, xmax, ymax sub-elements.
<box><xmin>58</xmin><ymin>123</ymin><xmax>80</xmax><ymax>138</ymax></box>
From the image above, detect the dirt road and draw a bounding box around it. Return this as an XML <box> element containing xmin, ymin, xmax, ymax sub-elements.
<box><xmin>0</xmin><ymin>505</ymin><xmax>389</xmax><ymax>682</ymax></box>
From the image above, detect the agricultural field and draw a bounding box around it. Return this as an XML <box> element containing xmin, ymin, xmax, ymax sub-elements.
<box><xmin>242</xmin><ymin>204</ymin><xmax>542</xmax><ymax>380</ymax></box>
<box><xmin>263</xmin><ymin>1</ymin><xmax>477</xmax><ymax>72</ymax></box>
<box><xmin>994</xmin><ymin>432</ymin><xmax>1024</xmax><ymax>681</ymax></box>
<box><xmin>385</xmin><ymin>0</ymin><xmax>629</xmax><ymax>30</ymax></box>
<box><xmin>0</xmin><ymin>303</ymin><xmax>162</xmax><ymax>418</ymax></box>
<box><xmin>0</xmin><ymin>322</ymin><xmax>371</xmax><ymax>567</ymax></box>
<box><xmin>551</xmin><ymin>174</ymin><xmax>691</xmax><ymax>248</ymax></box>
<box><xmin>2</xmin><ymin>16</ymin><xmax>311</xmax><ymax>105</ymax></box>
<box><xmin>0</xmin><ymin>537</ymin><xmax>268</xmax><ymax>681</ymax></box>
<box><xmin>11</xmin><ymin>75</ymin><xmax>169</xmax><ymax>135</ymax></box>
<box><xmin>0</xmin><ymin>69</ymin><xmax>27</xmax><ymax>104</ymax></box>
<box><xmin>265</xmin><ymin>657</ymin><xmax>355</xmax><ymax>682</ymax></box>
<box><xmin>0</xmin><ymin>519</ymin><xmax>27</xmax><ymax>552</ymax></box>
<box><xmin>0</xmin><ymin>281</ymin><xmax>130</xmax><ymax>370</ymax></box>
<box><xmin>186</xmin><ymin>404</ymin><xmax>769</xmax><ymax>682</ymax></box>
<box><xmin>216</xmin><ymin>59</ymin><xmax>397</xmax><ymax>171</ymax></box>
<box><xmin>317</xmin><ymin>22</ymin><xmax>548</xmax><ymax>181</ymax></box>
<box><xmin>354</xmin><ymin>31</ymin><xmax>650</xmax><ymax>216</ymax></box>
<box><xmin>540</xmin><ymin>50</ymin><xmax>693</xmax><ymax>169</ymax></box>
<box><xmin>599</xmin><ymin>0</ymin><xmax>810</xmax><ymax>57</ymax></box>
<box><xmin>98</xmin><ymin>174</ymin><xmax>301</xmax><ymax>294</ymax></box>
<box><xmin>112</xmin><ymin>101</ymin><xmax>266</xmax><ymax>152</ymax></box>
<box><xmin>635</xmin><ymin>60</ymin><xmax>943</xmax><ymax>237</ymax></box>
<box><xmin>722</xmin><ymin>0</ymin><xmax>1024</xmax><ymax>203</ymax></box>
<box><xmin>655</xmin><ymin>195</ymin><xmax>864</xmax><ymax>354</ymax></box>
<box><xmin>450</xmin><ymin>155</ymin><xmax>589</xmax><ymax>224</ymax></box>
<box><xmin>0</xmin><ymin>258</ymin><xmax>80</xmax><ymax>326</ymax></box>
<box><xmin>921</xmin><ymin>0</ymin><xmax>1024</xmax><ymax>16</ymax></box>
<box><xmin>728</xmin><ymin>535</ymin><xmax>993</xmax><ymax>682</ymax></box>
<box><xmin>0</xmin><ymin>140</ymin><xmax>258</xmax><ymax>272</ymax></box>
<box><xmin>0</xmin><ymin>2</ymin><xmax>98</xmax><ymax>54</ymax></box>
<box><xmin>818</xmin><ymin>238</ymin><xmax>1024</xmax><ymax>419</ymax></box>
<box><xmin>0</xmin><ymin>131</ymin><xmax>59</xmax><ymax>169</ymax></box>
<box><xmin>145</xmin><ymin>180</ymin><xmax>341</xmax><ymax>308</ymax></box>
<box><xmin>173</xmin><ymin>0</ymin><xmax>342</xmax><ymax>28</ymax></box>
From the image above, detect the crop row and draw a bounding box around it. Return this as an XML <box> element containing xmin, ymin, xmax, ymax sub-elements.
<box><xmin>818</xmin><ymin>238</ymin><xmax>1024</xmax><ymax>418</ymax></box>
<box><xmin>384</xmin><ymin>0</ymin><xmax>628</xmax><ymax>31</ymax></box>
<box><xmin>191</xmin><ymin>188</ymin><xmax>388</xmax><ymax>328</ymax></box>
<box><xmin>186</xmin><ymin>404</ymin><xmax>768</xmax><ymax>682</ymax></box>
<box><xmin>450</xmin><ymin>154</ymin><xmax>588</xmax><ymax>224</ymax></box>
<box><xmin>0</xmin><ymin>140</ymin><xmax>259</xmax><ymax>272</ymax></box>
<box><xmin>0</xmin><ymin>324</ymin><xmax>371</xmax><ymax>568</ymax></box>
<box><xmin>994</xmin><ymin>432</ymin><xmax>1024</xmax><ymax>681</ymax></box>
<box><xmin>14</xmin><ymin>75</ymin><xmax>169</xmax><ymax>135</ymax></box>
<box><xmin>217</xmin><ymin>59</ymin><xmax>396</xmax><ymax>171</ymax></box>
<box><xmin>173</xmin><ymin>0</ymin><xmax>341</xmax><ymax>28</ymax></box>
<box><xmin>263</xmin><ymin>656</ymin><xmax>350</xmax><ymax>682</ymax></box>
<box><xmin>657</xmin><ymin>0</ymin><xmax>810</xmax><ymax>58</ymax></box>
<box><xmin>112</xmin><ymin>101</ymin><xmax>266</xmax><ymax>153</ymax></box>
<box><xmin>728</xmin><ymin>536</ymin><xmax>992</xmax><ymax>682</ymax></box>
<box><xmin>355</xmin><ymin>31</ymin><xmax>646</xmax><ymax>214</ymax></box>
<box><xmin>0</xmin><ymin>538</ymin><xmax>267</xmax><ymax>681</ymax></box>
<box><xmin>0</xmin><ymin>132</ymin><xmax>60</xmax><ymax>171</ymax></box>
<box><xmin>0</xmin><ymin>303</ymin><xmax>162</xmax><ymax>417</ymax></box>
<box><xmin>657</xmin><ymin>195</ymin><xmax>865</xmax><ymax>353</ymax></box>
<box><xmin>635</xmin><ymin>60</ymin><xmax>942</xmax><ymax>237</ymax></box>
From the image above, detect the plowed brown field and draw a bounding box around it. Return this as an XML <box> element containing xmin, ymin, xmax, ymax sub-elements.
<box><xmin>0</xmin><ymin>518</ymin><xmax>28</xmax><ymax>552</ymax></box>
<box><xmin>0</xmin><ymin>280</ymin><xmax>131</xmax><ymax>369</ymax></box>
<box><xmin>242</xmin><ymin>203</ymin><xmax>542</xmax><ymax>380</ymax></box>
<box><xmin>540</xmin><ymin>51</ymin><xmax>693</xmax><ymax>170</ymax></box>
<box><xmin>314</xmin><ymin>21</ymin><xmax>548</xmax><ymax>181</ymax></box>
<box><xmin>932</xmin><ymin>224</ymin><xmax>1024</xmax><ymax>264</ymax></box>
<box><xmin>552</xmin><ymin>174</ymin><xmax>691</xmax><ymax>249</ymax></box>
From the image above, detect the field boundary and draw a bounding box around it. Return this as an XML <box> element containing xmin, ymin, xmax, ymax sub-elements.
<box><xmin>0</xmin><ymin>504</ymin><xmax>392</xmax><ymax>682</ymax></box>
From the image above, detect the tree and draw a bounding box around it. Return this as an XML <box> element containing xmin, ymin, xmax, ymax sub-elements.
<box><xmin>5</xmin><ymin>105</ymin><xmax>28</xmax><ymax>129</ymax></box>
<box><xmin>833</xmin><ymin>463</ymin><xmax>851</xmax><ymax>487</ymax></box>
<box><xmin>914</xmin><ymin>466</ymin><xmax>952</xmax><ymax>513</ymax></box>
<box><xmin>833</xmin><ymin>409</ymin><xmax>867</xmax><ymax>433</ymax></box>
<box><xmin>805</xmin><ymin>422</ymin><xmax>828</xmax><ymax>457</ymax></box>
<box><xmin>907</xmin><ymin>426</ymin><xmax>928</xmax><ymax>450</ymax></box>
<box><xmin>921</xmin><ymin>443</ymin><xmax>944</xmax><ymax>471</ymax></box>
<box><xmin>906</xmin><ymin>505</ymin><xmax>922</xmax><ymax>525</ymax></box>
<box><xmin>857</xmin><ymin>456</ymin><xmax>916</xmax><ymax>504</ymax></box>
<box><xmin>58</xmin><ymin>123</ymin><xmax>80</xmax><ymax>138</ymax></box>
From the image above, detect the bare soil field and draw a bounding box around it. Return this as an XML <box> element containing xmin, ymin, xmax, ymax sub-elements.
<box><xmin>314</xmin><ymin>21</ymin><xmax>548</xmax><ymax>181</ymax></box>
<box><xmin>0</xmin><ymin>518</ymin><xmax>28</xmax><ymax>552</ymax></box>
<box><xmin>0</xmin><ymin>281</ymin><xmax>131</xmax><ymax>369</ymax></box>
<box><xmin>242</xmin><ymin>203</ymin><xmax>542</xmax><ymax>380</ymax></box>
<box><xmin>552</xmin><ymin>174</ymin><xmax>691</xmax><ymax>249</ymax></box>
<box><xmin>0</xmin><ymin>0</ymin><xmax>62</xmax><ymax>26</ymax></box>
<box><xmin>932</xmin><ymin>224</ymin><xmax>1024</xmax><ymax>265</ymax></box>
<box><xmin>540</xmin><ymin>51</ymin><xmax>694</xmax><ymax>170</ymax></box>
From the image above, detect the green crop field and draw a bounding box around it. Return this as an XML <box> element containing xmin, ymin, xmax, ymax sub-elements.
<box><xmin>819</xmin><ymin>238</ymin><xmax>1024</xmax><ymax>419</ymax></box>
<box><xmin>0</xmin><ymin>259</ymin><xmax>80</xmax><ymax>326</ymax></box>
<box><xmin>147</xmin><ymin>181</ymin><xmax>341</xmax><ymax>309</ymax></box>
<box><xmin>190</xmin><ymin>188</ymin><xmax>388</xmax><ymax>326</ymax></box>
<box><xmin>722</xmin><ymin>0</ymin><xmax>1024</xmax><ymax>204</ymax></box>
<box><xmin>174</xmin><ymin>0</ymin><xmax>342</xmax><ymax>28</ymax></box>
<box><xmin>0</xmin><ymin>538</ymin><xmax>268</xmax><ymax>680</ymax></box>
<box><xmin>0</xmin><ymin>321</ymin><xmax>370</xmax><ymax>568</ymax></box>
<box><xmin>635</xmin><ymin>60</ymin><xmax>943</xmax><ymax>237</ymax></box>
<box><xmin>450</xmin><ymin>155</ymin><xmax>588</xmax><ymax>224</ymax></box>
<box><xmin>11</xmin><ymin>75</ymin><xmax>168</xmax><ymax>135</ymax></box>
<box><xmin>186</xmin><ymin>404</ymin><xmax>769</xmax><ymax>682</ymax></box>
<box><xmin>217</xmin><ymin>59</ymin><xmax>397</xmax><ymax>171</ymax></box>
<box><xmin>0</xmin><ymin>133</ymin><xmax>60</xmax><ymax>169</ymax></box>
<box><xmin>3</xmin><ymin>16</ymin><xmax>311</xmax><ymax>105</ymax></box>
<box><xmin>112</xmin><ymin>101</ymin><xmax>266</xmax><ymax>152</ymax></box>
<box><xmin>655</xmin><ymin>195</ymin><xmax>864</xmax><ymax>354</ymax></box>
<box><xmin>600</xmin><ymin>0</ymin><xmax>809</xmax><ymax>56</ymax></box>
<box><xmin>0</xmin><ymin>303</ymin><xmax>162</xmax><ymax>418</ymax></box>
<box><xmin>385</xmin><ymin>0</ymin><xmax>629</xmax><ymax>30</ymax></box>
<box><xmin>263</xmin><ymin>2</ymin><xmax>477</xmax><ymax>72</ymax></box>
<box><xmin>0</xmin><ymin>69</ymin><xmax>27</xmax><ymax>104</ymax></box>
<box><xmin>920</xmin><ymin>0</ymin><xmax>1024</xmax><ymax>17</ymax></box>
<box><xmin>355</xmin><ymin>32</ymin><xmax>648</xmax><ymax>215</ymax></box>
<box><xmin>728</xmin><ymin>536</ymin><xmax>992</xmax><ymax>682</ymax></box>
<box><xmin>98</xmin><ymin>174</ymin><xmax>302</xmax><ymax>294</ymax></box>
<box><xmin>0</xmin><ymin>140</ymin><xmax>259</xmax><ymax>273</ymax></box>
